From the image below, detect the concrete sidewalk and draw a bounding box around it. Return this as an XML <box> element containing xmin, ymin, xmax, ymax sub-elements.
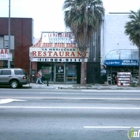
<box><xmin>24</xmin><ymin>83</ymin><xmax>140</xmax><ymax>90</ymax></box>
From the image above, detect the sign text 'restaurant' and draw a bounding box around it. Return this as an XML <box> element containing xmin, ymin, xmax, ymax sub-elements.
<box><xmin>32</xmin><ymin>51</ymin><xmax>88</xmax><ymax>58</ymax></box>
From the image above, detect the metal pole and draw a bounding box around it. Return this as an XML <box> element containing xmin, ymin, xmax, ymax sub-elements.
<box><xmin>29</xmin><ymin>53</ymin><xmax>33</xmax><ymax>86</ymax></box>
<box><xmin>8</xmin><ymin>0</ymin><xmax>11</xmax><ymax>68</ymax></box>
<box><xmin>29</xmin><ymin>59</ymin><xmax>31</xmax><ymax>86</ymax></box>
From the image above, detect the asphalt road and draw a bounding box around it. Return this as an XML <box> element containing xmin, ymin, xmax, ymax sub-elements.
<box><xmin>0</xmin><ymin>88</ymin><xmax>140</xmax><ymax>140</ymax></box>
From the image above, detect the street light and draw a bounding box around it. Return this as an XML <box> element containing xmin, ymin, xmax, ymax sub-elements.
<box><xmin>8</xmin><ymin>0</ymin><xmax>11</xmax><ymax>68</ymax></box>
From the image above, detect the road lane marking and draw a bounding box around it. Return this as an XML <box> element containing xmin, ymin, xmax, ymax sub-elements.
<box><xmin>0</xmin><ymin>106</ymin><xmax>140</xmax><ymax>109</ymax></box>
<box><xmin>83</xmin><ymin>126</ymin><xmax>140</xmax><ymax>129</ymax></box>
<box><xmin>36</xmin><ymin>97</ymin><xmax>140</xmax><ymax>101</ymax></box>
<box><xmin>38</xmin><ymin>91</ymin><xmax>140</xmax><ymax>95</ymax></box>
<box><xmin>81</xmin><ymin>90</ymin><xmax>140</xmax><ymax>92</ymax></box>
<box><xmin>1</xmin><ymin>97</ymin><xmax>140</xmax><ymax>101</ymax></box>
<box><xmin>0</xmin><ymin>99</ymin><xmax>26</xmax><ymax>104</ymax></box>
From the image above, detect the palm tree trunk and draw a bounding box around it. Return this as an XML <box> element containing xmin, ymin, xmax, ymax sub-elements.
<box><xmin>81</xmin><ymin>57</ymin><xmax>85</xmax><ymax>85</ymax></box>
<box><xmin>139</xmin><ymin>47</ymin><xmax>140</xmax><ymax>86</ymax></box>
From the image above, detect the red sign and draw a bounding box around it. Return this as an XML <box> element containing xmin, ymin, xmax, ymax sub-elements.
<box><xmin>0</xmin><ymin>49</ymin><xmax>9</xmax><ymax>54</ymax></box>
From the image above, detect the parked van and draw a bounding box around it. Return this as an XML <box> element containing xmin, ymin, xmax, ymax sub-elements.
<box><xmin>0</xmin><ymin>68</ymin><xmax>29</xmax><ymax>88</ymax></box>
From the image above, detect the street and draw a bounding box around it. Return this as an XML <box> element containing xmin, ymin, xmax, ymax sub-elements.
<box><xmin>0</xmin><ymin>88</ymin><xmax>140</xmax><ymax>140</ymax></box>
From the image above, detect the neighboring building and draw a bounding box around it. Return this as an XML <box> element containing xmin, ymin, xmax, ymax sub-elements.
<box><xmin>87</xmin><ymin>28</ymin><xmax>101</xmax><ymax>84</ymax></box>
<box><xmin>0</xmin><ymin>17</ymin><xmax>33</xmax><ymax>74</ymax></box>
<box><xmin>101</xmin><ymin>13</ymin><xmax>139</xmax><ymax>84</ymax></box>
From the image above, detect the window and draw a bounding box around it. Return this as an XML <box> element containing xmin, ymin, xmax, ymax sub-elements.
<box><xmin>0</xmin><ymin>37</ymin><xmax>4</xmax><ymax>49</ymax></box>
<box><xmin>14</xmin><ymin>70</ymin><xmax>28</xmax><ymax>75</ymax></box>
<box><xmin>1</xmin><ymin>70</ymin><xmax>11</xmax><ymax>75</ymax></box>
<box><xmin>23</xmin><ymin>70</ymin><xmax>28</xmax><ymax>75</ymax></box>
<box><xmin>14</xmin><ymin>70</ymin><xmax>24</xmax><ymax>75</ymax></box>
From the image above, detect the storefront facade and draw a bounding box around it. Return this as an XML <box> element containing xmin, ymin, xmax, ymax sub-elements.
<box><xmin>0</xmin><ymin>18</ymin><xmax>33</xmax><ymax>72</ymax></box>
<box><xmin>30</xmin><ymin>32</ymin><xmax>89</xmax><ymax>83</ymax></box>
<box><xmin>100</xmin><ymin>13</ymin><xmax>139</xmax><ymax>84</ymax></box>
<box><xmin>104</xmin><ymin>49</ymin><xmax>139</xmax><ymax>84</ymax></box>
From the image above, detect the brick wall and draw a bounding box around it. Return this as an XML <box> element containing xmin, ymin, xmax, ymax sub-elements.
<box><xmin>0</xmin><ymin>18</ymin><xmax>33</xmax><ymax>74</ymax></box>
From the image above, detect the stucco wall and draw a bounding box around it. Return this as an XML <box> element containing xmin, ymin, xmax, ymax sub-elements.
<box><xmin>101</xmin><ymin>13</ymin><xmax>138</xmax><ymax>63</ymax></box>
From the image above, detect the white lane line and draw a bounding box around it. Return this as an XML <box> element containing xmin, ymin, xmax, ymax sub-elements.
<box><xmin>0</xmin><ymin>106</ymin><xmax>140</xmax><ymax>109</ymax></box>
<box><xmin>1</xmin><ymin>97</ymin><xmax>140</xmax><ymax>101</ymax></box>
<box><xmin>81</xmin><ymin>90</ymin><xmax>140</xmax><ymax>92</ymax></box>
<box><xmin>5</xmin><ymin>97</ymin><xmax>140</xmax><ymax>101</ymax></box>
<box><xmin>35</xmin><ymin>97</ymin><xmax>140</xmax><ymax>101</ymax></box>
<box><xmin>84</xmin><ymin>126</ymin><xmax>140</xmax><ymax>129</ymax></box>
<box><xmin>0</xmin><ymin>99</ymin><xmax>26</xmax><ymax>104</ymax></box>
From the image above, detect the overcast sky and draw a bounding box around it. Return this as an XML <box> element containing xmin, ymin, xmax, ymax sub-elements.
<box><xmin>0</xmin><ymin>0</ymin><xmax>140</xmax><ymax>39</ymax></box>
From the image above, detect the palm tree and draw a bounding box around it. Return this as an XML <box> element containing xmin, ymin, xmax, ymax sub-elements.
<box><xmin>63</xmin><ymin>0</ymin><xmax>104</xmax><ymax>85</ymax></box>
<box><xmin>125</xmin><ymin>9</ymin><xmax>140</xmax><ymax>85</ymax></box>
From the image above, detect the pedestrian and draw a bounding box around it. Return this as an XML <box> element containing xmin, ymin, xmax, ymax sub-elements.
<box><xmin>100</xmin><ymin>65</ymin><xmax>107</xmax><ymax>84</ymax></box>
<box><xmin>36</xmin><ymin>70</ymin><xmax>43</xmax><ymax>84</ymax></box>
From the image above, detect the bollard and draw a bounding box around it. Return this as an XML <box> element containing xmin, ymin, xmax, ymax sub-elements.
<box><xmin>43</xmin><ymin>74</ymin><xmax>50</xmax><ymax>86</ymax></box>
<box><xmin>47</xmin><ymin>79</ymin><xmax>49</xmax><ymax>86</ymax></box>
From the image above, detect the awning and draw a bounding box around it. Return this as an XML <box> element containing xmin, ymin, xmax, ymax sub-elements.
<box><xmin>104</xmin><ymin>49</ymin><xmax>139</xmax><ymax>66</ymax></box>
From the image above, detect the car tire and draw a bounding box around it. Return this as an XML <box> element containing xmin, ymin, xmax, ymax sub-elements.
<box><xmin>10</xmin><ymin>80</ymin><xmax>19</xmax><ymax>88</ymax></box>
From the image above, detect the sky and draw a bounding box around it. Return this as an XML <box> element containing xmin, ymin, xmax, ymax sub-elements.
<box><xmin>0</xmin><ymin>0</ymin><xmax>140</xmax><ymax>39</ymax></box>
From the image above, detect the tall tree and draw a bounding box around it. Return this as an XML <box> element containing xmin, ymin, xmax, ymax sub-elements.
<box><xmin>63</xmin><ymin>0</ymin><xmax>104</xmax><ymax>85</ymax></box>
<box><xmin>125</xmin><ymin>9</ymin><xmax>140</xmax><ymax>85</ymax></box>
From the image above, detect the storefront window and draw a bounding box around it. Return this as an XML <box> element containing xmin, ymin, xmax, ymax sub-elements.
<box><xmin>39</xmin><ymin>63</ymin><xmax>54</xmax><ymax>82</ymax></box>
<box><xmin>37</xmin><ymin>62</ymin><xmax>78</xmax><ymax>83</ymax></box>
<box><xmin>66</xmin><ymin>63</ymin><xmax>77</xmax><ymax>83</ymax></box>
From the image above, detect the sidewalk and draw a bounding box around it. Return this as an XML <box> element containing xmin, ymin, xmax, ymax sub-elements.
<box><xmin>24</xmin><ymin>83</ymin><xmax>140</xmax><ymax>90</ymax></box>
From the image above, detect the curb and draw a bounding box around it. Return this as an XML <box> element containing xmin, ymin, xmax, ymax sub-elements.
<box><xmin>23</xmin><ymin>84</ymin><xmax>140</xmax><ymax>90</ymax></box>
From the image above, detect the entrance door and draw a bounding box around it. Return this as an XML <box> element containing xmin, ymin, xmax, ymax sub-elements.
<box><xmin>55</xmin><ymin>63</ymin><xmax>65</xmax><ymax>82</ymax></box>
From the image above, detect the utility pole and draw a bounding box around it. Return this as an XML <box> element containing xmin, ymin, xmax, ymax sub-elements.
<box><xmin>8</xmin><ymin>0</ymin><xmax>11</xmax><ymax>68</ymax></box>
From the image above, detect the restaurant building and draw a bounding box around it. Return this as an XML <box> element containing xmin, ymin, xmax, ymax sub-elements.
<box><xmin>30</xmin><ymin>32</ymin><xmax>89</xmax><ymax>83</ymax></box>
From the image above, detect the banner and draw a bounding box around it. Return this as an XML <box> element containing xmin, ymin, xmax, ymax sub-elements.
<box><xmin>42</xmin><ymin>32</ymin><xmax>76</xmax><ymax>44</ymax></box>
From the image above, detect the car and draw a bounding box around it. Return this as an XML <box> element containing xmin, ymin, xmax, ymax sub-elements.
<box><xmin>0</xmin><ymin>68</ymin><xmax>29</xmax><ymax>88</ymax></box>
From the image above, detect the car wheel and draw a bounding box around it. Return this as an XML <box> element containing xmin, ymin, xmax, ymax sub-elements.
<box><xmin>10</xmin><ymin>80</ymin><xmax>19</xmax><ymax>88</ymax></box>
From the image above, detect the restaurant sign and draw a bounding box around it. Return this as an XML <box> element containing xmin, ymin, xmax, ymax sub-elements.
<box><xmin>30</xmin><ymin>47</ymin><xmax>89</xmax><ymax>59</ymax></box>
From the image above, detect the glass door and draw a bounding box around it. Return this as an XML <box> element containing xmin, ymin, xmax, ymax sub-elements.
<box><xmin>65</xmin><ymin>63</ymin><xmax>77</xmax><ymax>83</ymax></box>
<box><xmin>55</xmin><ymin>63</ymin><xmax>65</xmax><ymax>82</ymax></box>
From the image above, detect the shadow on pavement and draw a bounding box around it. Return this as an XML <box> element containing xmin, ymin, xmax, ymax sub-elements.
<box><xmin>0</xmin><ymin>85</ymin><xmax>31</xmax><ymax>89</ymax></box>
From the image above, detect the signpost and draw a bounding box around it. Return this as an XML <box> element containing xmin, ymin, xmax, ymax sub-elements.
<box><xmin>8</xmin><ymin>0</ymin><xmax>11</xmax><ymax>68</ymax></box>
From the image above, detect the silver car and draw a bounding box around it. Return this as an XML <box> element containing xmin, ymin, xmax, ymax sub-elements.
<box><xmin>0</xmin><ymin>68</ymin><xmax>29</xmax><ymax>88</ymax></box>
